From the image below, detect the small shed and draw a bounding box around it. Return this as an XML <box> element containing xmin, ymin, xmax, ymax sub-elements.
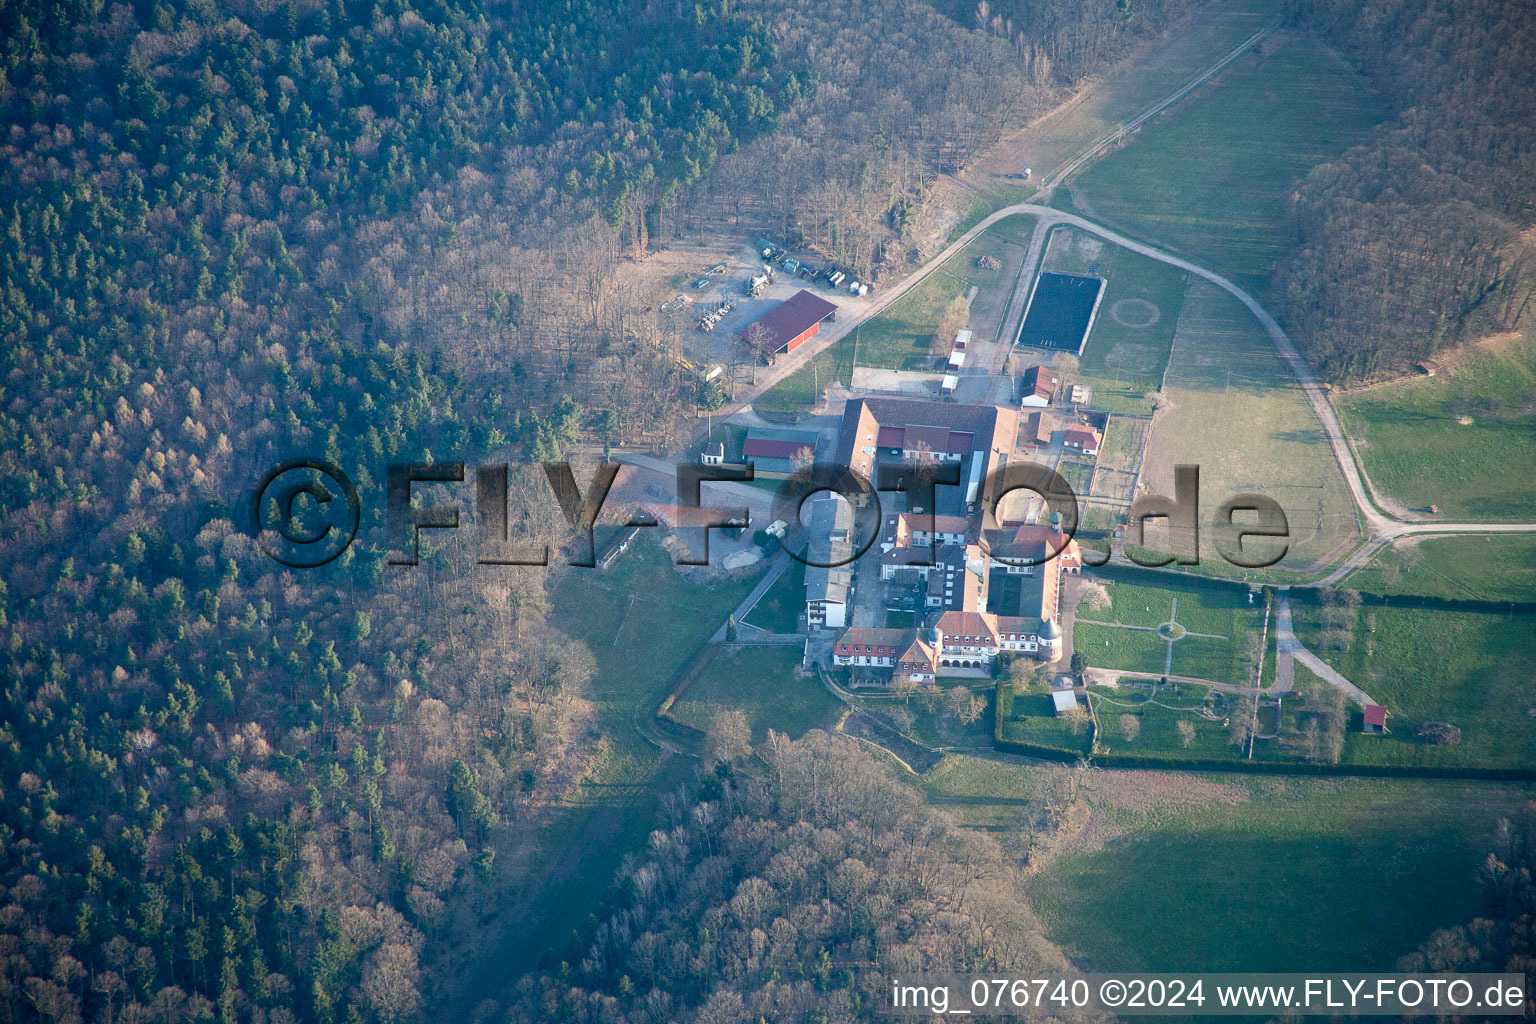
<box><xmin>941</xmin><ymin>374</ymin><xmax>959</xmax><ymax>394</ymax></box>
<box><xmin>947</xmin><ymin>350</ymin><xmax>966</xmax><ymax>370</ymax></box>
<box><xmin>953</xmin><ymin>329</ymin><xmax>972</xmax><ymax>351</ymax></box>
<box><xmin>1051</xmin><ymin>689</ymin><xmax>1080</xmax><ymax>715</ymax></box>
<box><xmin>1362</xmin><ymin>705</ymin><xmax>1389</xmax><ymax>734</ymax></box>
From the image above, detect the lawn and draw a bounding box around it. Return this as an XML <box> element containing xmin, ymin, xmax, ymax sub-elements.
<box><xmin>1094</xmin><ymin>414</ymin><xmax>1146</xmax><ymax>475</ymax></box>
<box><xmin>666</xmin><ymin>645</ymin><xmax>842</xmax><ymax>742</ymax></box>
<box><xmin>1089</xmin><ymin>684</ymin><xmax>1247</xmax><ymax>763</ymax></box>
<box><xmin>1031</xmin><ymin>777</ymin><xmax>1535</xmax><ymax>973</ymax></box>
<box><xmin>1065</xmin><ymin>31</ymin><xmax>1386</xmax><ymax>292</ymax></box>
<box><xmin>1073</xmin><ymin>622</ymin><xmax>1168</xmax><ymax>675</ymax></box>
<box><xmin>1034</xmin><ymin>226</ymin><xmax>1189</xmax><ymax>402</ymax></box>
<box><xmin>1074</xmin><ymin>571</ymin><xmax>1266</xmax><ymax>685</ymax></box>
<box><xmin>742</xmin><ymin>557</ymin><xmax>805</xmax><ymax>633</ymax></box>
<box><xmin>1343</xmin><ymin>534</ymin><xmax>1536</xmax><ymax>604</ymax></box>
<box><xmin>1335</xmin><ymin>333</ymin><xmax>1536</xmax><ymax>521</ymax></box>
<box><xmin>1141</xmin><ymin>279</ymin><xmax>1362</xmax><ymax>577</ymax></box>
<box><xmin>922</xmin><ymin>753</ymin><xmax>1043</xmax><ymax>831</ymax></box>
<box><xmin>996</xmin><ymin>0</ymin><xmax>1285</xmax><ymax>190</ymax></box>
<box><xmin>996</xmin><ymin>686</ymin><xmax>1093</xmax><ymax>755</ymax></box>
<box><xmin>1289</xmin><ymin>599</ymin><xmax>1536</xmax><ymax>771</ymax></box>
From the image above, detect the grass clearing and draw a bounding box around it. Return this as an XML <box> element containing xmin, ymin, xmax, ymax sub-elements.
<box><xmin>667</xmin><ymin>645</ymin><xmax>841</xmax><ymax>742</ymax></box>
<box><xmin>1031</xmin><ymin>777</ymin><xmax>1534</xmax><ymax>972</ymax></box>
<box><xmin>922</xmin><ymin>754</ymin><xmax>1043</xmax><ymax>831</ymax></box>
<box><xmin>997</xmin><ymin>686</ymin><xmax>1093</xmax><ymax>754</ymax></box>
<box><xmin>1290</xmin><ymin>599</ymin><xmax>1536</xmax><ymax>771</ymax></box>
<box><xmin>1066</xmin><ymin>31</ymin><xmax>1386</xmax><ymax>292</ymax></box>
<box><xmin>1335</xmin><ymin>333</ymin><xmax>1536</xmax><ymax>521</ymax></box>
<box><xmin>1142</xmin><ymin>279</ymin><xmax>1361</xmax><ymax>577</ymax></box>
<box><xmin>1343</xmin><ymin>535</ymin><xmax>1536</xmax><ymax>604</ymax></box>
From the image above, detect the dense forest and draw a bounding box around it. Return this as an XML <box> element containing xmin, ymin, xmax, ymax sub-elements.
<box><xmin>0</xmin><ymin>0</ymin><xmax>787</xmax><ymax>1019</ymax></box>
<box><xmin>1278</xmin><ymin>0</ymin><xmax>1536</xmax><ymax>380</ymax></box>
<box><xmin>0</xmin><ymin>0</ymin><xmax>1212</xmax><ymax>1018</ymax></box>
<box><xmin>502</xmin><ymin>730</ymin><xmax>1091</xmax><ymax>1024</ymax></box>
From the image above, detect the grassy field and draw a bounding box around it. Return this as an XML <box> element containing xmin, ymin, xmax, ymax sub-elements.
<box><xmin>1089</xmin><ymin>682</ymin><xmax>1245</xmax><ymax>761</ymax></box>
<box><xmin>981</xmin><ymin>0</ymin><xmax>1285</xmax><ymax>190</ymax></box>
<box><xmin>1142</xmin><ymin>279</ymin><xmax>1361</xmax><ymax>576</ymax></box>
<box><xmin>1074</xmin><ymin>622</ymin><xmax>1168</xmax><ymax>675</ymax></box>
<box><xmin>754</xmin><ymin>218</ymin><xmax>1034</xmax><ymax>421</ymax></box>
<box><xmin>997</xmin><ymin>686</ymin><xmax>1093</xmax><ymax>755</ymax></box>
<box><xmin>922</xmin><ymin>753</ymin><xmax>1043</xmax><ymax>831</ymax></box>
<box><xmin>1075</xmin><ymin>572</ymin><xmax>1264</xmax><ymax>684</ymax></box>
<box><xmin>467</xmin><ymin>539</ymin><xmax>758</xmax><ymax>981</ymax></box>
<box><xmin>1035</xmin><ymin>226</ymin><xmax>1189</xmax><ymax>405</ymax></box>
<box><xmin>667</xmin><ymin>645</ymin><xmax>842</xmax><ymax>742</ymax></box>
<box><xmin>1065</xmin><ymin>31</ymin><xmax>1385</xmax><ymax>292</ymax></box>
<box><xmin>1335</xmin><ymin>333</ymin><xmax>1536</xmax><ymax>521</ymax></box>
<box><xmin>946</xmin><ymin>183</ymin><xmax>1036</xmax><ymax>243</ymax></box>
<box><xmin>1343</xmin><ymin>535</ymin><xmax>1536</xmax><ymax>604</ymax></box>
<box><xmin>742</xmin><ymin>558</ymin><xmax>805</xmax><ymax>633</ymax></box>
<box><xmin>1031</xmin><ymin>777</ymin><xmax>1535</xmax><ymax>973</ymax></box>
<box><xmin>1290</xmin><ymin>599</ymin><xmax>1536</xmax><ymax>771</ymax></box>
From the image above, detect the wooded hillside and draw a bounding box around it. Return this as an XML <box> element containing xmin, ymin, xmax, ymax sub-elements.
<box><xmin>1278</xmin><ymin>0</ymin><xmax>1536</xmax><ymax>380</ymax></box>
<box><xmin>502</xmin><ymin>731</ymin><xmax>1088</xmax><ymax>1024</ymax></box>
<box><xmin>0</xmin><ymin>0</ymin><xmax>1201</xmax><ymax>1019</ymax></box>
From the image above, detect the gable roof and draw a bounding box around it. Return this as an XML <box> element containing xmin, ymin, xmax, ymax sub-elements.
<box><xmin>743</xmin><ymin>427</ymin><xmax>819</xmax><ymax>461</ymax></box>
<box><xmin>804</xmin><ymin>497</ymin><xmax>854</xmax><ymax>606</ymax></box>
<box><xmin>935</xmin><ymin>610</ymin><xmax>999</xmax><ymax>643</ymax></box>
<box><xmin>740</xmin><ymin>289</ymin><xmax>838</xmax><ymax>354</ymax></box>
<box><xmin>1021</xmin><ymin>365</ymin><xmax>1059</xmax><ymax>401</ymax></box>
<box><xmin>1063</xmin><ymin>427</ymin><xmax>1099</xmax><ymax>449</ymax></box>
<box><xmin>836</xmin><ymin>398</ymin><xmax>1019</xmax><ymax>502</ymax></box>
<box><xmin>834</xmin><ymin>627</ymin><xmax>914</xmax><ymax>656</ymax></box>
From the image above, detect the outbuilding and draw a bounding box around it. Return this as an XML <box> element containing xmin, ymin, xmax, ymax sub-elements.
<box><xmin>739</xmin><ymin>289</ymin><xmax>839</xmax><ymax>360</ymax></box>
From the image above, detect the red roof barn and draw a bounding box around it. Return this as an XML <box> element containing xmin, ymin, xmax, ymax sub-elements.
<box><xmin>740</xmin><ymin>290</ymin><xmax>838</xmax><ymax>359</ymax></box>
<box><xmin>1362</xmin><ymin>705</ymin><xmax>1389</xmax><ymax>733</ymax></box>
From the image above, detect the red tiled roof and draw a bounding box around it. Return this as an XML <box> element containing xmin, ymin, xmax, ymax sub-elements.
<box><xmin>1021</xmin><ymin>366</ymin><xmax>1059</xmax><ymax>400</ymax></box>
<box><xmin>876</xmin><ymin>426</ymin><xmax>905</xmax><ymax>448</ymax></box>
<box><xmin>741</xmin><ymin>289</ymin><xmax>838</xmax><ymax>354</ymax></box>
<box><xmin>743</xmin><ymin>437</ymin><xmax>813</xmax><ymax>459</ymax></box>
<box><xmin>1063</xmin><ymin>428</ymin><xmax>1099</xmax><ymax>449</ymax></box>
<box><xmin>946</xmin><ymin>430</ymin><xmax>974</xmax><ymax>455</ymax></box>
<box><xmin>935</xmin><ymin>611</ymin><xmax>999</xmax><ymax>643</ymax></box>
<box><xmin>903</xmin><ymin>424</ymin><xmax>951</xmax><ymax>453</ymax></box>
<box><xmin>1363</xmin><ymin>705</ymin><xmax>1388</xmax><ymax>727</ymax></box>
<box><xmin>902</xmin><ymin>513</ymin><xmax>973</xmax><ymax>536</ymax></box>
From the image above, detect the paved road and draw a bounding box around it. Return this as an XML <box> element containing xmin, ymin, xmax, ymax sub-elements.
<box><xmin>1274</xmin><ymin>596</ymin><xmax>1376</xmax><ymax>708</ymax></box>
<box><xmin>988</xmin><ymin>204</ymin><xmax>1536</xmax><ymax>560</ymax></box>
